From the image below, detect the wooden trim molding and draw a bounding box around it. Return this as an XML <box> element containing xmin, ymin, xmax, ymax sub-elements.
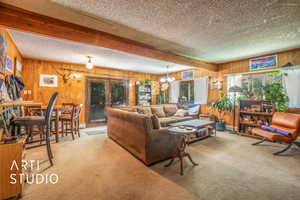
<box><xmin>0</xmin><ymin>3</ymin><xmax>217</xmax><ymax>71</ymax></box>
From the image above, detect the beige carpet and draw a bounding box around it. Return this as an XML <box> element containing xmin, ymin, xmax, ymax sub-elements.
<box><xmin>22</xmin><ymin>130</ymin><xmax>300</xmax><ymax>200</ymax></box>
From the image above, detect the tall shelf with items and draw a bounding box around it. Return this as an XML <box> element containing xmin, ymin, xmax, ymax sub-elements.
<box><xmin>238</xmin><ymin>100</ymin><xmax>275</xmax><ymax>138</ymax></box>
<box><xmin>136</xmin><ymin>84</ymin><xmax>152</xmax><ymax>106</ymax></box>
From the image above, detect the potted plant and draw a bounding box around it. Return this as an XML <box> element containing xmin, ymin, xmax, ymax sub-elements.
<box><xmin>209</xmin><ymin>93</ymin><xmax>233</xmax><ymax>131</ymax></box>
<box><xmin>263</xmin><ymin>71</ymin><xmax>289</xmax><ymax>112</ymax></box>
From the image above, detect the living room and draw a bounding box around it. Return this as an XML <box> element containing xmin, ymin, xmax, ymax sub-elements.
<box><xmin>1</xmin><ymin>1</ymin><xmax>300</xmax><ymax>200</ymax></box>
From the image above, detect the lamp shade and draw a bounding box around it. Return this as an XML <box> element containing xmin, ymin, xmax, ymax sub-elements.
<box><xmin>229</xmin><ymin>85</ymin><xmax>242</xmax><ymax>93</ymax></box>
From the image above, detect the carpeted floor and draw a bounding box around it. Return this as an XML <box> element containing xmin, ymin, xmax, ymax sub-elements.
<box><xmin>22</xmin><ymin>129</ymin><xmax>300</xmax><ymax>200</ymax></box>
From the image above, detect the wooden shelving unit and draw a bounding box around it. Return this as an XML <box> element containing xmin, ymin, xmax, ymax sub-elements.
<box><xmin>136</xmin><ymin>84</ymin><xmax>152</xmax><ymax>106</ymax></box>
<box><xmin>238</xmin><ymin>100</ymin><xmax>275</xmax><ymax>138</ymax></box>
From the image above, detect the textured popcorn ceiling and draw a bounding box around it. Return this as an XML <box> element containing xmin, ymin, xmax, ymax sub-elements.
<box><xmin>49</xmin><ymin>0</ymin><xmax>300</xmax><ymax>63</ymax></box>
<box><xmin>9</xmin><ymin>29</ymin><xmax>192</xmax><ymax>74</ymax></box>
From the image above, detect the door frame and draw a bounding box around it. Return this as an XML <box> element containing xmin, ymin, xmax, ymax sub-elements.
<box><xmin>85</xmin><ymin>76</ymin><xmax>130</xmax><ymax>127</ymax></box>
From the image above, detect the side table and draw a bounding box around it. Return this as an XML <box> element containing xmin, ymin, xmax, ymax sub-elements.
<box><xmin>164</xmin><ymin>127</ymin><xmax>198</xmax><ymax>175</ymax></box>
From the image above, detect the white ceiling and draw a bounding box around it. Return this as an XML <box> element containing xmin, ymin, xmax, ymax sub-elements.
<box><xmin>9</xmin><ymin>29</ymin><xmax>192</xmax><ymax>74</ymax></box>
<box><xmin>3</xmin><ymin>0</ymin><xmax>300</xmax><ymax>63</ymax></box>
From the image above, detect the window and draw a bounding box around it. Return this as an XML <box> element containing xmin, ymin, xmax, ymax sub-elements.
<box><xmin>111</xmin><ymin>80</ymin><xmax>129</xmax><ymax>106</ymax></box>
<box><xmin>179</xmin><ymin>80</ymin><xmax>194</xmax><ymax>103</ymax></box>
<box><xmin>228</xmin><ymin>69</ymin><xmax>300</xmax><ymax>108</ymax></box>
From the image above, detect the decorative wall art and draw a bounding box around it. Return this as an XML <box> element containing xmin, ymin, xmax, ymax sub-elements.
<box><xmin>182</xmin><ymin>70</ymin><xmax>194</xmax><ymax>80</ymax></box>
<box><xmin>5</xmin><ymin>56</ymin><xmax>13</xmax><ymax>72</ymax></box>
<box><xmin>39</xmin><ymin>74</ymin><xmax>58</xmax><ymax>87</ymax></box>
<box><xmin>0</xmin><ymin>33</ymin><xmax>7</xmax><ymax>74</ymax></box>
<box><xmin>249</xmin><ymin>55</ymin><xmax>278</xmax><ymax>71</ymax></box>
<box><xmin>15</xmin><ymin>58</ymin><xmax>23</xmax><ymax>77</ymax></box>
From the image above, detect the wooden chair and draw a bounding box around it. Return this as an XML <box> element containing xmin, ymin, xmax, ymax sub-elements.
<box><xmin>60</xmin><ymin>104</ymin><xmax>82</xmax><ymax>140</ymax></box>
<box><xmin>12</xmin><ymin>92</ymin><xmax>59</xmax><ymax>166</ymax></box>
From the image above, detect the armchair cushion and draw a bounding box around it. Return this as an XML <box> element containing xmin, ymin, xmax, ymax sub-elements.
<box><xmin>251</xmin><ymin>128</ymin><xmax>293</xmax><ymax>143</ymax></box>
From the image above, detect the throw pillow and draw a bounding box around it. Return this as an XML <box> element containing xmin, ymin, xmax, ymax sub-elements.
<box><xmin>151</xmin><ymin>106</ymin><xmax>166</xmax><ymax>118</ymax></box>
<box><xmin>275</xmin><ymin>129</ymin><xmax>292</xmax><ymax>137</ymax></box>
<box><xmin>260</xmin><ymin>125</ymin><xmax>276</xmax><ymax>132</ymax></box>
<box><xmin>137</xmin><ymin>107</ymin><xmax>152</xmax><ymax>115</ymax></box>
<box><xmin>174</xmin><ymin>109</ymin><xmax>188</xmax><ymax>117</ymax></box>
<box><xmin>164</xmin><ymin>104</ymin><xmax>178</xmax><ymax>116</ymax></box>
<box><xmin>151</xmin><ymin>115</ymin><xmax>161</xmax><ymax>129</ymax></box>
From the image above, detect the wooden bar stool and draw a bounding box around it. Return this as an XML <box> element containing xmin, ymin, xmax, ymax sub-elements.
<box><xmin>12</xmin><ymin>92</ymin><xmax>59</xmax><ymax>166</ymax></box>
<box><xmin>60</xmin><ymin>104</ymin><xmax>82</xmax><ymax>140</ymax></box>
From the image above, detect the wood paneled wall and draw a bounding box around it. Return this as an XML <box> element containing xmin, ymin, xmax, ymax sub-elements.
<box><xmin>0</xmin><ymin>28</ymin><xmax>23</xmax><ymax>77</ymax></box>
<box><xmin>22</xmin><ymin>59</ymin><xmax>160</xmax><ymax>124</ymax></box>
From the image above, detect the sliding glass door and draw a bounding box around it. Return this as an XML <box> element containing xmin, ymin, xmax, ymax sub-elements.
<box><xmin>86</xmin><ymin>77</ymin><xmax>129</xmax><ymax>127</ymax></box>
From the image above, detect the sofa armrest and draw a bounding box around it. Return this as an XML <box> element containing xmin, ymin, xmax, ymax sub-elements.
<box><xmin>146</xmin><ymin>128</ymin><xmax>181</xmax><ymax>165</ymax></box>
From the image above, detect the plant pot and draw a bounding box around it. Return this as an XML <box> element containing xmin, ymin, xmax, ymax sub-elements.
<box><xmin>216</xmin><ymin>121</ymin><xmax>226</xmax><ymax>131</ymax></box>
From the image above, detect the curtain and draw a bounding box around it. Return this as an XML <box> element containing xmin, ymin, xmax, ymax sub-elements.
<box><xmin>227</xmin><ymin>74</ymin><xmax>242</xmax><ymax>99</ymax></box>
<box><xmin>283</xmin><ymin>68</ymin><xmax>300</xmax><ymax>108</ymax></box>
<box><xmin>169</xmin><ymin>81</ymin><xmax>180</xmax><ymax>103</ymax></box>
<box><xmin>194</xmin><ymin>77</ymin><xmax>208</xmax><ymax>104</ymax></box>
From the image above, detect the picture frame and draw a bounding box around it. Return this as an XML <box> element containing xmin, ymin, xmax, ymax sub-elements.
<box><xmin>249</xmin><ymin>55</ymin><xmax>278</xmax><ymax>71</ymax></box>
<box><xmin>0</xmin><ymin>33</ymin><xmax>7</xmax><ymax>74</ymax></box>
<box><xmin>182</xmin><ymin>70</ymin><xmax>194</xmax><ymax>80</ymax></box>
<box><xmin>5</xmin><ymin>56</ymin><xmax>13</xmax><ymax>72</ymax></box>
<box><xmin>39</xmin><ymin>74</ymin><xmax>58</xmax><ymax>87</ymax></box>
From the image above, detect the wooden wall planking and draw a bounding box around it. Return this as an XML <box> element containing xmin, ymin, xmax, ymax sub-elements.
<box><xmin>21</xmin><ymin>59</ymin><xmax>160</xmax><ymax>124</ymax></box>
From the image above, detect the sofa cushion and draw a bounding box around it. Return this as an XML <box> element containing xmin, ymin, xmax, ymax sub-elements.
<box><xmin>151</xmin><ymin>106</ymin><xmax>166</xmax><ymax>118</ymax></box>
<box><xmin>158</xmin><ymin>116</ymin><xmax>193</xmax><ymax>127</ymax></box>
<box><xmin>137</xmin><ymin>107</ymin><xmax>152</xmax><ymax>115</ymax></box>
<box><xmin>174</xmin><ymin>109</ymin><xmax>189</xmax><ymax>117</ymax></box>
<box><xmin>164</xmin><ymin>104</ymin><xmax>178</xmax><ymax>117</ymax></box>
<box><xmin>151</xmin><ymin>115</ymin><xmax>161</xmax><ymax>129</ymax></box>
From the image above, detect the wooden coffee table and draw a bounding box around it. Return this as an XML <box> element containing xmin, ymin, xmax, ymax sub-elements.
<box><xmin>169</xmin><ymin>119</ymin><xmax>216</xmax><ymax>144</ymax></box>
<box><xmin>165</xmin><ymin>126</ymin><xmax>199</xmax><ymax>175</ymax></box>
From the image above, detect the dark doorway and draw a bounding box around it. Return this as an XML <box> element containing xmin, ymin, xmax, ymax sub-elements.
<box><xmin>86</xmin><ymin>77</ymin><xmax>129</xmax><ymax>127</ymax></box>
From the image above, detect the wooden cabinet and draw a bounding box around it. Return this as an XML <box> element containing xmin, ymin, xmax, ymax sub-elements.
<box><xmin>0</xmin><ymin>139</ymin><xmax>24</xmax><ymax>200</ymax></box>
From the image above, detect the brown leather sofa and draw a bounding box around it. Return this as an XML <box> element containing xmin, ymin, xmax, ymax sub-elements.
<box><xmin>120</xmin><ymin>104</ymin><xmax>193</xmax><ymax>127</ymax></box>
<box><xmin>251</xmin><ymin>112</ymin><xmax>300</xmax><ymax>155</ymax></box>
<box><xmin>107</xmin><ymin>108</ymin><xmax>182</xmax><ymax>165</ymax></box>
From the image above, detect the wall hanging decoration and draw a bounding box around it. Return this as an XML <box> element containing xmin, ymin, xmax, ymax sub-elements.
<box><xmin>39</xmin><ymin>74</ymin><xmax>58</xmax><ymax>87</ymax></box>
<box><xmin>249</xmin><ymin>55</ymin><xmax>277</xmax><ymax>71</ymax></box>
<box><xmin>5</xmin><ymin>56</ymin><xmax>13</xmax><ymax>72</ymax></box>
<box><xmin>15</xmin><ymin>59</ymin><xmax>22</xmax><ymax>76</ymax></box>
<box><xmin>182</xmin><ymin>70</ymin><xmax>194</xmax><ymax>80</ymax></box>
<box><xmin>0</xmin><ymin>33</ymin><xmax>7</xmax><ymax>74</ymax></box>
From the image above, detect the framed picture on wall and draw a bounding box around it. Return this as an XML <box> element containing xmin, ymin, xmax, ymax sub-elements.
<box><xmin>182</xmin><ymin>70</ymin><xmax>194</xmax><ymax>80</ymax></box>
<box><xmin>0</xmin><ymin>32</ymin><xmax>7</xmax><ymax>74</ymax></box>
<box><xmin>5</xmin><ymin>56</ymin><xmax>13</xmax><ymax>72</ymax></box>
<box><xmin>39</xmin><ymin>74</ymin><xmax>58</xmax><ymax>87</ymax></box>
<box><xmin>249</xmin><ymin>55</ymin><xmax>278</xmax><ymax>71</ymax></box>
<box><xmin>15</xmin><ymin>58</ymin><xmax>22</xmax><ymax>77</ymax></box>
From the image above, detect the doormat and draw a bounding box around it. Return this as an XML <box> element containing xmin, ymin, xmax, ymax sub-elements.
<box><xmin>85</xmin><ymin>129</ymin><xmax>107</xmax><ymax>135</ymax></box>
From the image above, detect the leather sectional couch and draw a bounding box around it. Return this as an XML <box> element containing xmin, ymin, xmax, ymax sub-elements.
<box><xmin>107</xmin><ymin>107</ymin><xmax>182</xmax><ymax>165</ymax></box>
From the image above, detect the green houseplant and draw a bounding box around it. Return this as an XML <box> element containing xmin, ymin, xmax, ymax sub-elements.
<box><xmin>263</xmin><ymin>71</ymin><xmax>289</xmax><ymax>112</ymax></box>
<box><xmin>209</xmin><ymin>93</ymin><xmax>233</xmax><ymax>131</ymax></box>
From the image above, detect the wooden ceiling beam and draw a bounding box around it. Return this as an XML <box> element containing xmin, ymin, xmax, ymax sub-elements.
<box><xmin>0</xmin><ymin>3</ymin><xmax>217</xmax><ymax>71</ymax></box>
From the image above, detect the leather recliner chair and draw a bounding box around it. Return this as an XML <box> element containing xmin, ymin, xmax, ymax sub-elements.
<box><xmin>251</xmin><ymin>112</ymin><xmax>300</xmax><ymax>155</ymax></box>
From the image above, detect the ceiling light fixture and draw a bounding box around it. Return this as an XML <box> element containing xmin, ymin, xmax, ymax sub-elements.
<box><xmin>160</xmin><ymin>65</ymin><xmax>175</xmax><ymax>83</ymax></box>
<box><xmin>86</xmin><ymin>56</ymin><xmax>94</xmax><ymax>69</ymax></box>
